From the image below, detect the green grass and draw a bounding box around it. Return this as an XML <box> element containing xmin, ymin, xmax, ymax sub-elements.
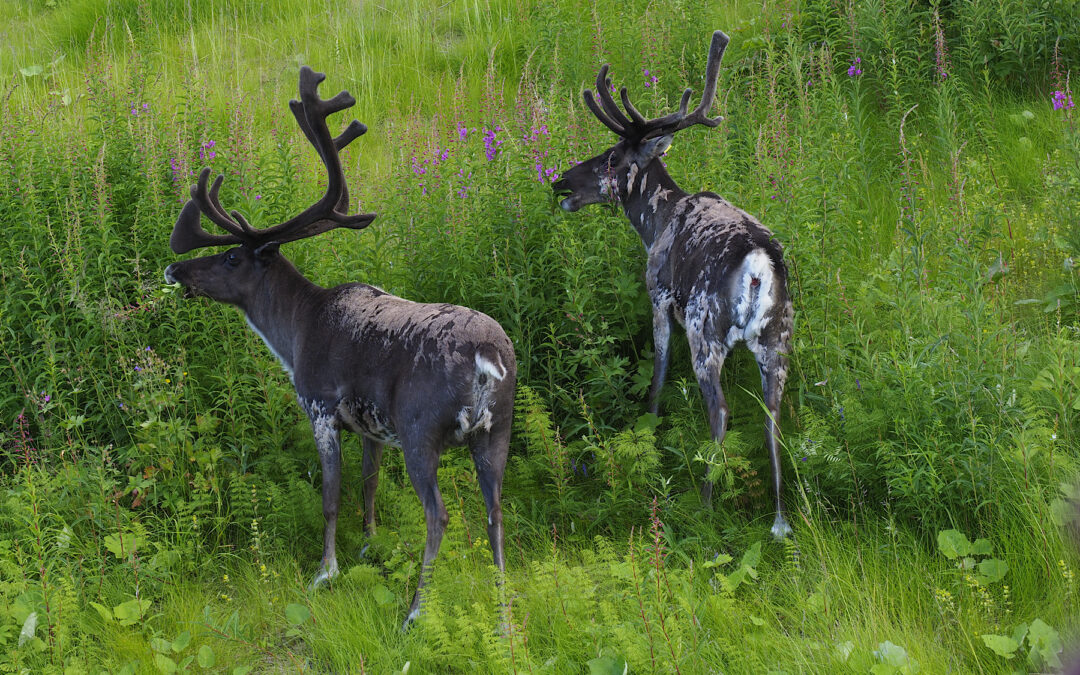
<box><xmin>2</xmin><ymin>0</ymin><xmax>1080</xmax><ymax>672</ymax></box>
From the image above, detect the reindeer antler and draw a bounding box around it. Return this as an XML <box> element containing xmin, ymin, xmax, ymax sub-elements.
<box><xmin>583</xmin><ymin>30</ymin><xmax>729</xmax><ymax>144</ymax></box>
<box><xmin>170</xmin><ymin>66</ymin><xmax>377</xmax><ymax>254</ymax></box>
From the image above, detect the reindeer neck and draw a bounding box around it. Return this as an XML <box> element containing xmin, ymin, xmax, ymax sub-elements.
<box><xmin>241</xmin><ymin>256</ymin><xmax>327</xmax><ymax>377</ymax></box>
<box><xmin>616</xmin><ymin>159</ymin><xmax>686</xmax><ymax>250</ymax></box>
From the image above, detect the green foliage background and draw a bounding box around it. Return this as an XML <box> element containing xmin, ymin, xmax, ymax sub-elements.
<box><xmin>1</xmin><ymin>0</ymin><xmax>1079</xmax><ymax>672</ymax></box>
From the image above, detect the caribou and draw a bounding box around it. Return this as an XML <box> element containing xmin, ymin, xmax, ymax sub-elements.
<box><xmin>164</xmin><ymin>66</ymin><xmax>516</xmax><ymax>626</ymax></box>
<box><xmin>552</xmin><ymin>30</ymin><xmax>795</xmax><ymax>539</ymax></box>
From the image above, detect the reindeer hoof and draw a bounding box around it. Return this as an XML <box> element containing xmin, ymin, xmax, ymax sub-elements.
<box><xmin>401</xmin><ymin>607</ymin><xmax>421</xmax><ymax>632</ymax></box>
<box><xmin>308</xmin><ymin>561</ymin><xmax>339</xmax><ymax>591</ymax></box>
<box><xmin>770</xmin><ymin>515</ymin><xmax>793</xmax><ymax>540</ymax></box>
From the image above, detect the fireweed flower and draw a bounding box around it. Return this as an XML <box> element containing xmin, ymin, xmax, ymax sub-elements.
<box><xmin>482</xmin><ymin>126</ymin><xmax>503</xmax><ymax>161</ymax></box>
<box><xmin>847</xmin><ymin>57</ymin><xmax>862</xmax><ymax>77</ymax></box>
<box><xmin>1052</xmin><ymin>90</ymin><xmax>1075</xmax><ymax>111</ymax></box>
<box><xmin>643</xmin><ymin>68</ymin><xmax>658</xmax><ymax>88</ymax></box>
<box><xmin>200</xmin><ymin>140</ymin><xmax>217</xmax><ymax>161</ymax></box>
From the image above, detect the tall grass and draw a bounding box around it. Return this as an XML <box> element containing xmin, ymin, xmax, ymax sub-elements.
<box><xmin>1</xmin><ymin>0</ymin><xmax>1079</xmax><ymax>671</ymax></box>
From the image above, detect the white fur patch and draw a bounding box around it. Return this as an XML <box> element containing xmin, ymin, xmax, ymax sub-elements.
<box><xmin>649</xmin><ymin>186</ymin><xmax>671</xmax><ymax>211</ymax></box>
<box><xmin>303</xmin><ymin>400</ymin><xmax>339</xmax><ymax>455</ymax></box>
<box><xmin>626</xmin><ymin>163</ymin><xmax>639</xmax><ymax>193</ymax></box>
<box><xmin>728</xmin><ymin>249</ymin><xmax>776</xmax><ymax>350</ymax></box>
<box><xmin>245</xmin><ymin>314</ymin><xmax>294</xmax><ymax>381</ymax></box>
<box><xmin>475</xmin><ymin>352</ymin><xmax>506</xmax><ymax>381</ymax></box>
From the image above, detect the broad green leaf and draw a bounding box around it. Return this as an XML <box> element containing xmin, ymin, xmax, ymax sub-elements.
<box><xmin>153</xmin><ymin>652</ymin><xmax>177</xmax><ymax>674</ymax></box>
<box><xmin>749</xmin><ymin>615</ymin><xmax>766</xmax><ymax>626</ymax></box>
<box><xmin>1011</xmin><ymin>622</ymin><xmax>1029</xmax><ymax>646</ymax></box>
<box><xmin>171</xmin><ymin>630</ymin><xmax>191</xmax><ymax>652</ymax></box>
<box><xmin>373</xmin><ymin>584</ymin><xmax>395</xmax><ymax>607</ymax></box>
<box><xmin>232</xmin><ymin>667</ymin><xmax>252</xmax><ymax>675</ymax></box>
<box><xmin>977</xmin><ymin>558</ymin><xmax>1008</xmax><ymax>583</ymax></box>
<box><xmin>740</xmin><ymin>541</ymin><xmax>763</xmax><ymax>569</ymax></box>
<box><xmin>980</xmin><ymin>634</ymin><xmax>1019</xmax><ymax>658</ymax></box>
<box><xmin>89</xmin><ymin>601</ymin><xmax>113</xmax><ymax>622</ymax></box>
<box><xmin>19</xmin><ymin>65</ymin><xmax>44</xmax><ymax>77</ymax></box>
<box><xmin>197</xmin><ymin>645</ymin><xmax>215</xmax><ymax>668</ymax></box>
<box><xmin>937</xmin><ymin>530</ymin><xmax>970</xmax><ymax>559</ymax></box>
<box><xmin>634</xmin><ymin>412</ymin><xmax>661</xmax><ymax>433</ymax></box>
<box><xmin>151</xmin><ymin>637</ymin><xmax>171</xmax><ymax>653</ymax></box>
<box><xmin>702</xmin><ymin>553</ymin><xmax>733</xmax><ymax>568</ymax></box>
<box><xmin>876</xmin><ymin>641</ymin><xmax>909</xmax><ymax>667</ymax></box>
<box><xmin>587</xmin><ymin>656</ymin><xmax>628</xmax><ymax>675</ymax></box>
<box><xmin>104</xmin><ymin>532</ymin><xmax>144</xmax><ymax>560</ymax></box>
<box><xmin>1027</xmin><ymin>618</ymin><xmax>1063</xmax><ymax>669</ymax></box>
<box><xmin>727</xmin><ymin>566</ymin><xmax>748</xmax><ymax>588</ymax></box>
<box><xmin>285</xmin><ymin>603</ymin><xmax>311</xmax><ymax>625</ymax></box>
<box><xmin>113</xmin><ymin>598</ymin><xmax>152</xmax><ymax>626</ymax></box>
<box><xmin>971</xmin><ymin>539</ymin><xmax>993</xmax><ymax>555</ymax></box>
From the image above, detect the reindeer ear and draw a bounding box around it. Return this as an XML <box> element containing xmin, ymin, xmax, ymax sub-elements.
<box><xmin>641</xmin><ymin>134</ymin><xmax>673</xmax><ymax>160</ymax></box>
<box><xmin>254</xmin><ymin>242</ymin><xmax>280</xmax><ymax>260</ymax></box>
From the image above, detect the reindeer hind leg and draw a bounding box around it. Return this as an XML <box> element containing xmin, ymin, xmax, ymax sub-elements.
<box><xmin>400</xmin><ymin>435</ymin><xmax>448</xmax><ymax>630</ymax></box>
<box><xmin>753</xmin><ymin>334</ymin><xmax>791</xmax><ymax>540</ymax></box>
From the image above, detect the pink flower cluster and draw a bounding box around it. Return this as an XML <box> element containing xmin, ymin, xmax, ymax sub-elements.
<box><xmin>1052</xmin><ymin>90</ymin><xmax>1075</xmax><ymax>111</ymax></box>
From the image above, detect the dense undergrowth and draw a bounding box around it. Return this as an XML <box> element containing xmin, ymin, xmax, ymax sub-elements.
<box><xmin>1</xmin><ymin>0</ymin><xmax>1079</xmax><ymax>672</ymax></box>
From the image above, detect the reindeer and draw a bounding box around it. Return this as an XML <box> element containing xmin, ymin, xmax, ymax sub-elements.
<box><xmin>552</xmin><ymin>31</ymin><xmax>794</xmax><ymax>539</ymax></box>
<box><xmin>164</xmin><ymin>66</ymin><xmax>516</xmax><ymax>626</ymax></box>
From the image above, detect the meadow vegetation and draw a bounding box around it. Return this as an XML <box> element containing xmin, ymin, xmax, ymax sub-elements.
<box><xmin>1</xmin><ymin>0</ymin><xmax>1079</xmax><ymax>672</ymax></box>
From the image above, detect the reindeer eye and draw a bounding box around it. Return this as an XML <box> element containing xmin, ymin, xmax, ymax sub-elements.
<box><xmin>225</xmin><ymin>252</ymin><xmax>239</xmax><ymax>268</ymax></box>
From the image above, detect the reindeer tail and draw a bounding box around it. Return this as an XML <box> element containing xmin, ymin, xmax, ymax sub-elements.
<box><xmin>456</xmin><ymin>345</ymin><xmax>509</xmax><ymax>436</ymax></box>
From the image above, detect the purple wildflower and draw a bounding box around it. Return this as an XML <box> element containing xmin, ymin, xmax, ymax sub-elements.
<box><xmin>482</xmin><ymin>126</ymin><xmax>503</xmax><ymax>161</ymax></box>
<box><xmin>1052</xmin><ymin>90</ymin><xmax>1075</xmax><ymax>111</ymax></box>
<box><xmin>847</xmin><ymin>57</ymin><xmax>862</xmax><ymax>77</ymax></box>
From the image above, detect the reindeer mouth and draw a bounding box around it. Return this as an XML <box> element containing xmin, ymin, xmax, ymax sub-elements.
<box><xmin>551</xmin><ymin>179</ymin><xmax>579</xmax><ymax>212</ymax></box>
<box><xmin>163</xmin><ymin>265</ymin><xmax>198</xmax><ymax>299</ymax></box>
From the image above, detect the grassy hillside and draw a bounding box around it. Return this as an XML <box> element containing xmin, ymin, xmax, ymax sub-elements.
<box><xmin>2</xmin><ymin>0</ymin><xmax>1079</xmax><ymax>672</ymax></box>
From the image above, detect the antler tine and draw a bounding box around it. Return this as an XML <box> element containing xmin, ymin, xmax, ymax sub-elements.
<box><xmin>619</xmin><ymin>86</ymin><xmax>648</xmax><ymax>126</ymax></box>
<box><xmin>670</xmin><ymin>30</ymin><xmax>729</xmax><ymax>132</ymax></box>
<box><xmin>583</xmin><ymin>89</ymin><xmax>627</xmax><ymax>136</ymax></box>
<box><xmin>594</xmin><ymin>65</ymin><xmax>635</xmax><ymax>131</ymax></box>
<box><xmin>206</xmin><ymin>172</ymin><xmax>258</xmax><ymax>236</ymax></box>
<box><xmin>169</xmin><ymin>197</ymin><xmax>245</xmax><ymax>254</ymax></box>
<box><xmin>251</xmin><ymin>66</ymin><xmax>377</xmax><ymax>246</ymax></box>
<box><xmin>170</xmin><ymin>67</ymin><xmax>376</xmax><ymax>254</ymax></box>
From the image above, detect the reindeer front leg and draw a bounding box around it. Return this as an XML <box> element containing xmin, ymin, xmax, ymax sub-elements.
<box><xmin>688</xmin><ymin>326</ymin><xmax>729</xmax><ymax>511</ymax></box>
<box><xmin>359</xmin><ymin>437</ymin><xmax>384</xmax><ymax>557</ymax></box>
<box><xmin>308</xmin><ymin>407</ymin><xmax>343</xmax><ymax>589</ymax></box>
<box><xmin>647</xmin><ymin>303</ymin><xmax>673</xmax><ymax>415</ymax></box>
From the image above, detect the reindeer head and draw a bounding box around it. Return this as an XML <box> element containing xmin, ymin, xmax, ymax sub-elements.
<box><xmin>553</xmin><ymin>30</ymin><xmax>729</xmax><ymax>212</ymax></box>
<box><xmin>164</xmin><ymin>67</ymin><xmax>375</xmax><ymax>307</ymax></box>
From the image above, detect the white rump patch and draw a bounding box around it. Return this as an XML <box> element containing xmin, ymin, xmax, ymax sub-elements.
<box><xmin>475</xmin><ymin>352</ymin><xmax>506</xmax><ymax>381</ymax></box>
<box><xmin>728</xmin><ymin>249</ymin><xmax>777</xmax><ymax>350</ymax></box>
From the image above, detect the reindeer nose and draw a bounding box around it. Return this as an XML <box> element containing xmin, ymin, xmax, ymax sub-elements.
<box><xmin>163</xmin><ymin>264</ymin><xmax>178</xmax><ymax>284</ymax></box>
